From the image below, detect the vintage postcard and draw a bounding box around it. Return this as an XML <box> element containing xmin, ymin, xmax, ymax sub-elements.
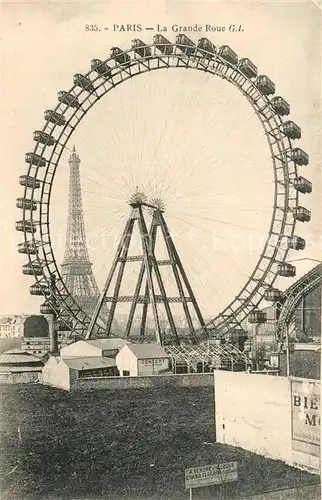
<box><xmin>0</xmin><ymin>1</ymin><xmax>321</xmax><ymax>499</ymax></box>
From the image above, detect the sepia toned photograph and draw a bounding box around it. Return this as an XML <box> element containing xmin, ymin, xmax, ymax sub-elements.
<box><xmin>0</xmin><ymin>1</ymin><xmax>321</xmax><ymax>499</ymax></box>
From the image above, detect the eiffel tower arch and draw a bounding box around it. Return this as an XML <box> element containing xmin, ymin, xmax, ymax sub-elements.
<box><xmin>60</xmin><ymin>147</ymin><xmax>103</xmax><ymax>321</ymax></box>
<box><xmin>85</xmin><ymin>193</ymin><xmax>206</xmax><ymax>344</ymax></box>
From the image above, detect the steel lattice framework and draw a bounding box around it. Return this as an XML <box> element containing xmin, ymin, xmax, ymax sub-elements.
<box><xmin>276</xmin><ymin>263</ymin><xmax>322</xmax><ymax>347</ymax></box>
<box><xmin>85</xmin><ymin>198</ymin><xmax>206</xmax><ymax>343</ymax></box>
<box><xmin>60</xmin><ymin>146</ymin><xmax>102</xmax><ymax>318</ymax></box>
<box><xmin>16</xmin><ymin>35</ymin><xmax>311</xmax><ymax>340</ymax></box>
<box><xmin>164</xmin><ymin>342</ymin><xmax>250</xmax><ymax>372</ymax></box>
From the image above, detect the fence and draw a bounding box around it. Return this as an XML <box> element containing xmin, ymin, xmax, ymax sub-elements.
<box><xmin>71</xmin><ymin>371</ymin><xmax>214</xmax><ymax>391</ymax></box>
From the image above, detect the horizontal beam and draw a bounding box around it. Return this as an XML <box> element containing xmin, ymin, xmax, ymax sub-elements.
<box><xmin>104</xmin><ymin>295</ymin><xmax>193</xmax><ymax>303</ymax></box>
<box><xmin>119</xmin><ymin>255</ymin><xmax>143</xmax><ymax>262</ymax></box>
<box><xmin>118</xmin><ymin>256</ymin><xmax>173</xmax><ymax>265</ymax></box>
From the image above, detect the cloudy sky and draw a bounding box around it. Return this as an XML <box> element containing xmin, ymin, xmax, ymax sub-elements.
<box><xmin>0</xmin><ymin>0</ymin><xmax>321</xmax><ymax>319</ymax></box>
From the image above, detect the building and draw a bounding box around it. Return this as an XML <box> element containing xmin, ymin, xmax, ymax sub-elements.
<box><xmin>0</xmin><ymin>315</ymin><xmax>29</xmax><ymax>338</ymax></box>
<box><xmin>243</xmin><ymin>263</ymin><xmax>322</xmax><ymax>357</ymax></box>
<box><xmin>21</xmin><ymin>315</ymin><xmax>68</xmax><ymax>355</ymax></box>
<box><xmin>42</xmin><ymin>355</ymin><xmax>119</xmax><ymax>390</ymax></box>
<box><xmin>42</xmin><ymin>337</ymin><xmax>128</xmax><ymax>390</ymax></box>
<box><xmin>293</xmin><ymin>286</ymin><xmax>321</xmax><ymax>342</ymax></box>
<box><xmin>0</xmin><ymin>349</ymin><xmax>44</xmax><ymax>383</ymax></box>
<box><xmin>60</xmin><ymin>337</ymin><xmax>129</xmax><ymax>359</ymax></box>
<box><xmin>116</xmin><ymin>343</ymin><xmax>170</xmax><ymax>377</ymax></box>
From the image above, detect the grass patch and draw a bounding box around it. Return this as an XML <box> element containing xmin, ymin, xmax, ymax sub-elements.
<box><xmin>0</xmin><ymin>384</ymin><xmax>318</xmax><ymax>499</ymax></box>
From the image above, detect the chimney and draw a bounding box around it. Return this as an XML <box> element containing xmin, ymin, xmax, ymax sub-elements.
<box><xmin>48</xmin><ymin>314</ymin><xmax>59</xmax><ymax>355</ymax></box>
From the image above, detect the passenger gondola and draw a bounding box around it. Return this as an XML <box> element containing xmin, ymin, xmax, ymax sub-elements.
<box><xmin>16</xmin><ymin>220</ymin><xmax>36</xmax><ymax>233</ymax></box>
<box><xmin>271</xmin><ymin>96</ymin><xmax>290</xmax><ymax>116</ymax></box>
<box><xmin>19</xmin><ymin>175</ymin><xmax>40</xmax><ymax>189</ymax></box>
<box><xmin>175</xmin><ymin>34</ymin><xmax>196</xmax><ymax>56</ymax></box>
<box><xmin>25</xmin><ymin>153</ymin><xmax>46</xmax><ymax>167</ymax></box>
<box><xmin>288</xmin><ymin>235</ymin><xmax>305</xmax><ymax>250</ymax></box>
<box><xmin>58</xmin><ymin>91</ymin><xmax>79</xmax><ymax>108</ymax></box>
<box><xmin>290</xmin><ymin>148</ymin><xmax>309</xmax><ymax>166</ymax></box>
<box><xmin>255</xmin><ymin>75</ymin><xmax>275</xmax><ymax>95</ymax></box>
<box><xmin>110</xmin><ymin>47</ymin><xmax>131</xmax><ymax>67</ymax></box>
<box><xmin>73</xmin><ymin>73</ymin><xmax>95</xmax><ymax>92</ymax></box>
<box><xmin>293</xmin><ymin>206</ymin><xmax>311</xmax><ymax>222</ymax></box>
<box><xmin>277</xmin><ymin>263</ymin><xmax>296</xmax><ymax>277</ymax></box>
<box><xmin>131</xmin><ymin>39</ymin><xmax>152</xmax><ymax>58</ymax></box>
<box><xmin>33</xmin><ymin>131</ymin><xmax>55</xmax><ymax>146</ymax></box>
<box><xmin>238</xmin><ymin>58</ymin><xmax>257</xmax><ymax>78</ymax></box>
<box><xmin>280</xmin><ymin>121</ymin><xmax>301</xmax><ymax>140</ymax></box>
<box><xmin>91</xmin><ymin>59</ymin><xmax>113</xmax><ymax>77</ymax></box>
<box><xmin>153</xmin><ymin>34</ymin><xmax>173</xmax><ymax>55</ymax></box>
<box><xmin>44</xmin><ymin>110</ymin><xmax>66</xmax><ymax>126</ymax></box>
<box><xmin>293</xmin><ymin>176</ymin><xmax>312</xmax><ymax>194</ymax></box>
<box><xmin>218</xmin><ymin>45</ymin><xmax>238</xmax><ymax>65</ymax></box>
<box><xmin>16</xmin><ymin>198</ymin><xmax>37</xmax><ymax>211</ymax></box>
<box><xmin>197</xmin><ymin>38</ymin><xmax>216</xmax><ymax>58</ymax></box>
<box><xmin>17</xmin><ymin>241</ymin><xmax>37</xmax><ymax>254</ymax></box>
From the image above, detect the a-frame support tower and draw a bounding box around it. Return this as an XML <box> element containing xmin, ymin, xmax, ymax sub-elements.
<box><xmin>86</xmin><ymin>197</ymin><xmax>205</xmax><ymax>344</ymax></box>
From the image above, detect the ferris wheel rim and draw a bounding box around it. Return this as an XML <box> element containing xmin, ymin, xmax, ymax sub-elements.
<box><xmin>19</xmin><ymin>38</ymin><xmax>301</xmax><ymax>339</ymax></box>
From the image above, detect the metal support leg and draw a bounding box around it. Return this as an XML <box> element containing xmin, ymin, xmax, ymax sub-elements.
<box><xmin>105</xmin><ymin>220</ymin><xmax>135</xmax><ymax>334</ymax></box>
<box><xmin>137</xmin><ymin>207</ymin><xmax>162</xmax><ymax>344</ymax></box>
<box><xmin>85</xmin><ymin>218</ymin><xmax>133</xmax><ymax>339</ymax></box>
<box><xmin>160</xmin><ymin>212</ymin><xmax>206</xmax><ymax>331</ymax></box>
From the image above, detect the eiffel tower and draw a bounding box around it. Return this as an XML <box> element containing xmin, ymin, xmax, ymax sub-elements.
<box><xmin>61</xmin><ymin>146</ymin><xmax>101</xmax><ymax>320</ymax></box>
<box><xmin>85</xmin><ymin>192</ymin><xmax>206</xmax><ymax>344</ymax></box>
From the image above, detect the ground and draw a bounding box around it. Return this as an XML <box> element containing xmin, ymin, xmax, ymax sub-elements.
<box><xmin>0</xmin><ymin>384</ymin><xmax>319</xmax><ymax>500</ymax></box>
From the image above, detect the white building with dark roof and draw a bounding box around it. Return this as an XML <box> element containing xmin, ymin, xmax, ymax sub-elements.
<box><xmin>42</xmin><ymin>354</ymin><xmax>119</xmax><ymax>390</ymax></box>
<box><xmin>42</xmin><ymin>337</ymin><xmax>127</xmax><ymax>390</ymax></box>
<box><xmin>116</xmin><ymin>343</ymin><xmax>170</xmax><ymax>377</ymax></box>
<box><xmin>60</xmin><ymin>337</ymin><xmax>129</xmax><ymax>359</ymax></box>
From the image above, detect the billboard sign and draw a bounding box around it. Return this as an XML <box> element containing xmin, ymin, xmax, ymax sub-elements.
<box><xmin>291</xmin><ymin>378</ymin><xmax>320</xmax><ymax>457</ymax></box>
<box><xmin>185</xmin><ymin>462</ymin><xmax>238</xmax><ymax>489</ymax></box>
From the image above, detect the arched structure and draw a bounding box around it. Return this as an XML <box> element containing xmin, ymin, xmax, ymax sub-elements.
<box><xmin>16</xmin><ymin>35</ymin><xmax>311</xmax><ymax>341</ymax></box>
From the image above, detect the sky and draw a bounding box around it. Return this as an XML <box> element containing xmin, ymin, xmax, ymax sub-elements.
<box><xmin>0</xmin><ymin>0</ymin><xmax>321</xmax><ymax>320</ymax></box>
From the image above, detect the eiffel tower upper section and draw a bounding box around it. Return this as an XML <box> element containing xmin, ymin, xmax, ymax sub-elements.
<box><xmin>61</xmin><ymin>147</ymin><xmax>100</xmax><ymax>309</ymax></box>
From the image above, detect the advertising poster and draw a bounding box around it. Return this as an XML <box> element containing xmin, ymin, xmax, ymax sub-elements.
<box><xmin>291</xmin><ymin>378</ymin><xmax>320</xmax><ymax>457</ymax></box>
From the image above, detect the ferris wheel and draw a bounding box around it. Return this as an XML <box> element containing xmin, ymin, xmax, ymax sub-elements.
<box><xmin>16</xmin><ymin>34</ymin><xmax>312</xmax><ymax>341</ymax></box>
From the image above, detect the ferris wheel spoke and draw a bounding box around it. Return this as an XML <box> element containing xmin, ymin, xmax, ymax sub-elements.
<box><xmin>61</xmin><ymin>137</ymin><xmax>134</xmax><ymax>198</ymax></box>
<box><xmin>170</xmin><ymin>210</ymin><xmax>269</xmax><ymax>232</ymax></box>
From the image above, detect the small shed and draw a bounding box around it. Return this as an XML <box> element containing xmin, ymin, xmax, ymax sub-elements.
<box><xmin>116</xmin><ymin>343</ymin><xmax>170</xmax><ymax>377</ymax></box>
<box><xmin>42</xmin><ymin>355</ymin><xmax>119</xmax><ymax>391</ymax></box>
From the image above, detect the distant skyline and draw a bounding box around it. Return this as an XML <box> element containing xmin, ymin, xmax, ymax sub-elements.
<box><xmin>1</xmin><ymin>1</ymin><xmax>321</xmax><ymax>319</ymax></box>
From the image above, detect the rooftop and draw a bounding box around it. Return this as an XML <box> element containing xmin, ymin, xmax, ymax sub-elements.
<box><xmin>0</xmin><ymin>365</ymin><xmax>42</xmax><ymax>373</ymax></box>
<box><xmin>63</xmin><ymin>356</ymin><xmax>117</xmax><ymax>371</ymax></box>
<box><xmin>0</xmin><ymin>349</ymin><xmax>44</xmax><ymax>365</ymax></box>
<box><xmin>126</xmin><ymin>343</ymin><xmax>169</xmax><ymax>359</ymax></box>
<box><xmin>85</xmin><ymin>338</ymin><xmax>130</xmax><ymax>350</ymax></box>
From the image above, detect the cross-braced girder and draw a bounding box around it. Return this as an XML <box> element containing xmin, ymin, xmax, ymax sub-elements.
<box><xmin>86</xmin><ymin>200</ymin><xmax>206</xmax><ymax>343</ymax></box>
